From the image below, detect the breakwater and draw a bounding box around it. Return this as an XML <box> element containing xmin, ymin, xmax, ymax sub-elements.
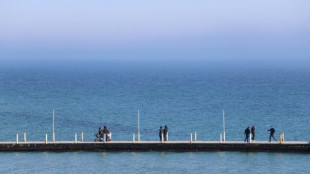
<box><xmin>0</xmin><ymin>141</ymin><xmax>309</xmax><ymax>152</ymax></box>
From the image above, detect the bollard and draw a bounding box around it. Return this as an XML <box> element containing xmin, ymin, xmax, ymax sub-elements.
<box><xmin>16</xmin><ymin>134</ymin><xmax>19</xmax><ymax>144</ymax></box>
<box><xmin>249</xmin><ymin>134</ymin><xmax>252</xmax><ymax>143</ymax></box>
<box><xmin>194</xmin><ymin>132</ymin><xmax>197</xmax><ymax>141</ymax></box>
<box><xmin>75</xmin><ymin>133</ymin><xmax>77</xmax><ymax>143</ymax></box>
<box><xmin>161</xmin><ymin>133</ymin><xmax>163</xmax><ymax>143</ymax></box>
<box><xmin>104</xmin><ymin>133</ymin><xmax>106</xmax><ymax>143</ymax></box>
<box><xmin>190</xmin><ymin>133</ymin><xmax>193</xmax><ymax>143</ymax></box>
<box><xmin>138</xmin><ymin>132</ymin><xmax>140</xmax><ymax>142</ymax></box>
<box><xmin>167</xmin><ymin>132</ymin><xmax>169</xmax><ymax>141</ymax></box>
<box><xmin>81</xmin><ymin>132</ymin><xmax>84</xmax><ymax>142</ymax></box>
<box><xmin>53</xmin><ymin>132</ymin><xmax>55</xmax><ymax>142</ymax></box>
<box><xmin>110</xmin><ymin>132</ymin><xmax>112</xmax><ymax>141</ymax></box>
<box><xmin>280</xmin><ymin>132</ymin><xmax>285</xmax><ymax>144</ymax></box>
<box><xmin>220</xmin><ymin>133</ymin><xmax>222</xmax><ymax>143</ymax></box>
<box><xmin>24</xmin><ymin>132</ymin><xmax>26</xmax><ymax>142</ymax></box>
<box><xmin>45</xmin><ymin>134</ymin><xmax>48</xmax><ymax>144</ymax></box>
<box><xmin>133</xmin><ymin>133</ymin><xmax>135</xmax><ymax>142</ymax></box>
<box><xmin>223</xmin><ymin>132</ymin><xmax>226</xmax><ymax>142</ymax></box>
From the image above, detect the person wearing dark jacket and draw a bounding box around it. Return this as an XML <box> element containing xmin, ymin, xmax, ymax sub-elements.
<box><xmin>244</xmin><ymin>126</ymin><xmax>250</xmax><ymax>142</ymax></box>
<box><xmin>98</xmin><ymin>126</ymin><xmax>103</xmax><ymax>138</ymax></box>
<box><xmin>103</xmin><ymin>126</ymin><xmax>110</xmax><ymax>141</ymax></box>
<box><xmin>251</xmin><ymin>126</ymin><xmax>256</xmax><ymax>141</ymax></box>
<box><xmin>266</xmin><ymin>126</ymin><xmax>277</xmax><ymax>142</ymax></box>
<box><xmin>164</xmin><ymin>125</ymin><xmax>168</xmax><ymax>141</ymax></box>
<box><xmin>159</xmin><ymin>126</ymin><xmax>163</xmax><ymax>141</ymax></box>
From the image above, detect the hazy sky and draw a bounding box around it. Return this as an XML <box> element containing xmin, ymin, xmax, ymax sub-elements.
<box><xmin>0</xmin><ymin>0</ymin><xmax>309</xmax><ymax>63</ymax></box>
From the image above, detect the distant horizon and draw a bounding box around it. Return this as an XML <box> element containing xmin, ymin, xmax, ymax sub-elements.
<box><xmin>1</xmin><ymin>0</ymin><xmax>309</xmax><ymax>67</ymax></box>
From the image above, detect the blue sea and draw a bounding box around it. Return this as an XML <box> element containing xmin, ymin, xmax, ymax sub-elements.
<box><xmin>0</xmin><ymin>60</ymin><xmax>309</xmax><ymax>173</ymax></box>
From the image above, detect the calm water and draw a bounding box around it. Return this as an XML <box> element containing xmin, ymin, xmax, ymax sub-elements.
<box><xmin>0</xmin><ymin>61</ymin><xmax>309</xmax><ymax>173</ymax></box>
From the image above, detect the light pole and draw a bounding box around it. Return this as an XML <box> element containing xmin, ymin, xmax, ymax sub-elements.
<box><xmin>223</xmin><ymin>110</ymin><xmax>225</xmax><ymax>142</ymax></box>
<box><xmin>53</xmin><ymin>110</ymin><xmax>55</xmax><ymax>142</ymax></box>
<box><xmin>138</xmin><ymin>109</ymin><xmax>140</xmax><ymax>141</ymax></box>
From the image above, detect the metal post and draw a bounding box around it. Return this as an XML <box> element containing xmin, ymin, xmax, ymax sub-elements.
<box><xmin>190</xmin><ymin>133</ymin><xmax>193</xmax><ymax>143</ymax></box>
<box><xmin>53</xmin><ymin>110</ymin><xmax>55</xmax><ymax>142</ymax></box>
<box><xmin>220</xmin><ymin>133</ymin><xmax>222</xmax><ymax>143</ymax></box>
<box><xmin>104</xmin><ymin>133</ymin><xmax>106</xmax><ymax>143</ymax></box>
<box><xmin>81</xmin><ymin>132</ymin><xmax>83</xmax><ymax>142</ymax></box>
<box><xmin>223</xmin><ymin>110</ymin><xmax>226</xmax><ymax>142</ymax></box>
<box><xmin>16</xmin><ymin>134</ymin><xmax>19</xmax><ymax>144</ymax></box>
<box><xmin>194</xmin><ymin>132</ymin><xmax>197</xmax><ymax>141</ymax></box>
<box><xmin>138</xmin><ymin>110</ymin><xmax>140</xmax><ymax>141</ymax></box>
<box><xmin>45</xmin><ymin>134</ymin><xmax>48</xmax><ymax>144</ymax></box>
<box><xmin>161</xmin><ymin>133</ymin><xmax>163</xmax><ymax>143</ymax></box>
<box><xmin>133</xmin><ymin>133</ymin><xmax>135</xmax><ymax>142</ymax></box>
<box><xmin>75</xmin><ymin>133</ymin><xmax>77</xmax><ymax>143</ymax></box>
<box><xmin>24</xmin><ymin>132</ymin><xmax>26</xmax><ymax>142</ymax></box>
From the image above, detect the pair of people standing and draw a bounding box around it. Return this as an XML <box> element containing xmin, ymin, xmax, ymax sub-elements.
<box><xmin>244</xmin><ymin>126</ymin><xmax>256</xmax><ymax>142</ymax></box>
<box><xmin>159</xmin><ymin>125</ymin><xmax>168</xmax><ymax>141</ymax></box>
<box><xmin>98</xmin><ymin>125</ymin><xmax>111</xmax><ymax>141</ymax></box>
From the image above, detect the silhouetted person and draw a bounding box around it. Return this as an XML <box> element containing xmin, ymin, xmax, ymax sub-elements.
<box><xmin>98</xmin><ymin>126</ymin><xmax>103</xmax><ymax>138</ymax></box>
<box><xmin>266</xmin><ymin>126</ymin><xmax>277</xmax><ymax>142</ymax></box>
<box><xmin>244</xmin><ymin>126</ymin><xmax>250</xmax><ymax>142</ymax></box>
<box><xmin>164</xmin><ymin>125</ymin><xmax>168</xmax><ymax>141</ymax></box>
<box><xmin>159</xmin><ymin>126</ymin><xmax>163</xmax><ymax>141</ymax></box>
<box><xmin>251</xmin><ymin>126</ymin><xmax>256</xmax><ymax>141</ymax></box>
<box><xmin>103</xmin><ymin>126</ymin><xmax>110</xmax><ymax>141</ymax></box>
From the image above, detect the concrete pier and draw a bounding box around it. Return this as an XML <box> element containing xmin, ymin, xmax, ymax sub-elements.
<box><xmin>0</xmin><ymin>141</ymin><xmax>309</xmax><ymax>152</ymax></box>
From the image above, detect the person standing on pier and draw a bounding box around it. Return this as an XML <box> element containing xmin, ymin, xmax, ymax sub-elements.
<box><xmin>266</xmin><ymin>126</ymin><xmax>277</xmax><ymax>142</ymax></box>
<box><xmin>98</xmin><ymin>126</ymin><xmax>103</xmax><ymax>138</ymax></box>
<box><xmin>159</xmin><ymin>126</ymin><xmax>163</xmax><ymax>141</ymax></box>
<box><xmin>164</xmin><ymin>125</ymin><xmax>168</xmax><ymax>141</ymax></box>
<box><xmin>251</xmin><ymin>126</ymin><xmax>256</xmax><ymax>141</ymax></box>
<box><xmin>244</xmin><ymin>126</ymin><xmax>250</xmax><ymax>142</ymax></box>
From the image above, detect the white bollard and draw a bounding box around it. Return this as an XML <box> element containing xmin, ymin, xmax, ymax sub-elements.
<box><xmin>75</xmin><ymin>133</ymin><xmax>77</xmax><ymax>143</ymax></box>
<box><xmin>167</xmin><ymin>132</ymin><xmax>168</xmax><ymax>141</ymax></box>
<box><xmin>194</xmin><ymin>132</ymin><xmax>197</xmax><ymax>141</ymax></box>
<box><xmin>220</xmin><ymin>133</ymin><xmax>222</xmax><ymax>143</ymax></box>
<box><xmin>53</xmin><ymin>132</ymin><xmax>55</xmax><ymax>142</ymax></box>
<box><xmin>190</xmin><ymin>133</ymin><xmax>192</xmax><ymax>143</ymax></box>
<box><xmin>223</xmin><ymin>132</ymin><xmax>226</xmax><ymax>142</ymax></box>
<box><xmin>16</xmin><ymin>134</ymin><xmax>19</xmax><ymax>144</ymax></box>
<box><xmin>249</xmin><ymin>134</ymin><xmax>252</xmax><ymax>143</ymax></box>
<box><xmin>104</xmin><ymin>133</ymin><xmax>106</xmax><ymax>143</ymax></box>
<box><xmin>45</xmin><ymin>134</ymin><xmax>48</xmax><ymax>144</ymax></box>
<box><xmin>81</xmin><ymin>132</ymin><xmax>83</xmax><ymax>142</ymax></box>
<box><xmin>24</xmin><ymin>132</ymin><xmax>26</xmax><ymax>142</ymax></box>
<box><xmin>133</xmin><ymin>133</ymin><xmax>135</xmax><ymax>142</ymax></box>
<box><xmin>110</xmin><ymin>132</ymin><xmax>112</xmax><ymax>141</ymax></box>
<box><xmin>161</xmin><ymin>133</ymin><xmax>163</xmax><ymax>143</ymax></box>
<box><xmin>138</xmin><ymin>132</ymin><xmax>140</xmax><ymax>142</ymax></box>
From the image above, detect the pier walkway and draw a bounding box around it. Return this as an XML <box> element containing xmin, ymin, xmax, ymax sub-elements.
<box><xmin>0</xmin><ymin>141</ymin><xmax>309</xmax><ymax>152</ymax></box>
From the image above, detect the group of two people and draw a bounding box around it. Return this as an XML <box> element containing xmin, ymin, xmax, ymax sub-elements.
<box><xmin>244</xmin><ymin>126</ymin><xmax>277</xmax><ymax>142</ymax></box>
<box><xmin>159</xmin><ymin>125</ymin><xmax>168</xmax><ymax>141</ymax></box>
<box><xmin>97</xmin><ymin>125</ymin><xmax>111</xmax><ymax>141</ymax></box>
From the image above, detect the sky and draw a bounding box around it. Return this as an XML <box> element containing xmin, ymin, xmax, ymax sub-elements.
<box><xmin>0</xmin><ymin>0</ymin><xmax>309</xmax><ymax>66</ymax></box>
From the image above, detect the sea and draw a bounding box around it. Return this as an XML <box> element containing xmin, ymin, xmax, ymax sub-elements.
<box><xmin>0</xmin><ymin>59</ymin><xmax>309</xmax><ymax>173</ymax></box>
